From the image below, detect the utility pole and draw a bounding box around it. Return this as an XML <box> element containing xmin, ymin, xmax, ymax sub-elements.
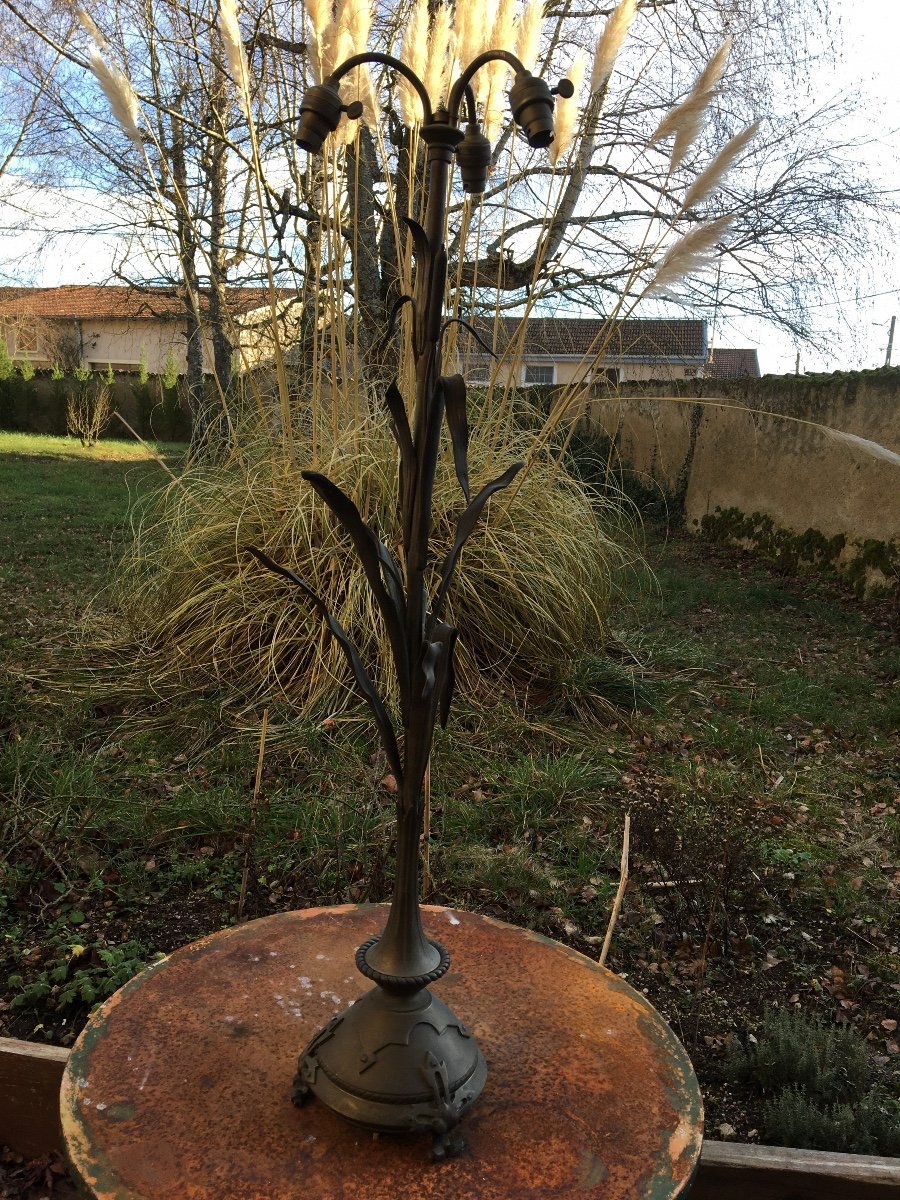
<box><xmin>885</xmin><ymin>315</ymin><xmax>896</xmax><ymax>367</ymax></box>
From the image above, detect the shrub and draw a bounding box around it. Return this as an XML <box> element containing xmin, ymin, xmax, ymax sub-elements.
<box><xmin>729</xmin><ymin>1009</ymin><xmax>900</xmax><ymax>1157</ymax></box>
<box><xmin>67</xmin><ymin>375</ymin><xmax>113</xmax><ymax>447</ymax></box>
<box><xmin>729</xmin><ymin>1008</ymin><xmax>871</xmax><ymax>1100</ymax></box>
<box><xmin>78</xmin><ymin>396</ymin><xmax>634</xmax><ymax>727</ymax></box>
<box><xmin>762</xmin><ymin>1087</ymin><xmax>900</xmax><ymax>1156</ymax></box>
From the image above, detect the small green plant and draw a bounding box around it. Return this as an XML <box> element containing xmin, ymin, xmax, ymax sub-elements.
<box><xmin>8</xmin><ymin>939</ymin><xmax>154</xmax><ymax>1012</ymax></box>
<box><xmin>50</xmin><ymin>363</ymin><xmax>65</xmax><ymax>381</ymax></box>
<box><xmin>0</xmin><ymin>340</ymin><xmax>13</xmax><ymax>381</ymax></box>
<box><xmin>161</xmin><ymin>349</ymin><xmax>179</xmax><ymax>392</ymax></box>
<box><xmin>762</xmin><ymin>1087</ymin><xmax>900</xmax><ymax>1156</ymax></box>
<box><xmin>103</xmin><ymin>363</ymin><xmax>115</xmax><ymax>386</ymax></box>
<box><xmin>17</xmin><ymin>358</ymin><xmax>35</xmax><ymax>382</ymax></box>
<box><xmin>73</xmin><ymin>364</ymin><xmax>91</xmax><ymax>383</ymax></box>
<box><xmin>729</xmin><ymin>1008</ymin><xmax>871</xmax><ymax>1100</ymax></box>
<box><xmin>138</xmin><ymin>347</ymin><xmax>149</xmax><ymax>386</ymax></box>
<box><xmin>729</xmin><ymin>1009</ymin><xmax>899</xmax><ymax>1156</ymax></box>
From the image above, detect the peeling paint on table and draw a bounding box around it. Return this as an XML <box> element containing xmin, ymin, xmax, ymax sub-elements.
<box><xmin>61</xmin><ymin>905</ymin><xmax>702</xmax><ymax>1200</ymax></box>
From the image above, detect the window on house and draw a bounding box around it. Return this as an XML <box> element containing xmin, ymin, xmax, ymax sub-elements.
<box><xmin>467</xmin><ymin>359</ymin><xmax>491</xmax><ymax>384</ymax></box>
<box><xmin>523</xmin><ymin>362</ymin><xmax>554</xmax><ymax>385</ymax></box>
<box><xmin>15</xmin><ymin>322</ymin><xmax>38</xmax><ymax>354</ymax></box>
<box><xmin>592</xmin><ymin>366</ymin><xmax>620</xmax><ymax>386</ymax></box>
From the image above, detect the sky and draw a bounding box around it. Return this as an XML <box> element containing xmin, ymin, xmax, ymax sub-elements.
<box><xmin>3</xmin><ymin>0</ymin><xmax>899</xmax><ymax>377</ymax></box>
<box><xmin>714</xmin><ymin>0</ymin><xmax>900</xmax><ymax>373</ymax></box>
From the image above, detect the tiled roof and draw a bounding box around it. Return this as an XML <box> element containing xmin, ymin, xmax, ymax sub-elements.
<box><xmin>474</xmin><ymin>317</ymin><xmax>707</xmax><ymax>361</ymax></box>
<box><xmin>705</xmin><ymin>347</ymin><xmax>760</xmax><ymax>379</ymax></box>
<box><xmin>0</xmin><ymin>285</ymin><xmax>290</xmax><ymax>322</ymax></box>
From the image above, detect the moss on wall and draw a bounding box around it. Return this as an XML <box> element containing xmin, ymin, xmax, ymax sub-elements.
<box><xmin>701</xmin><ymin>506</ymin><xmax>898</xmax><ymax>598</ymax></box>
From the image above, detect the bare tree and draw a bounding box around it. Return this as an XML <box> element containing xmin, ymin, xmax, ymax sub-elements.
<box><xmin>0</xmin><ymin>0</ymin><xmax>891</xmax><ymax>392</ymax></box>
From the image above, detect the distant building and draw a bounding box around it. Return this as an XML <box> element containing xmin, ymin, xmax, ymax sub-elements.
<box><xmin>464</xmin><ymin>316</ymin><xmax>757</xmax><ymax>385</ymax></box>
<box><xmin>0</xmin><ymin>285</ymin><xmax>296</xmax><ymax>375</ymax></box>
<box><xmin>464</xmin><ymin>316</ymin><xmax>707</xmax><ymax>386</ymax></box>
<box><xmin>703</xmin><ymin>347</ymin><xmax>761</xmax><ymax>379</ymax></box>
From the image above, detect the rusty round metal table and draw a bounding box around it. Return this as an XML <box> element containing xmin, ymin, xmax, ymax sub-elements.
<box><xmin>61</xmin><ymin>905</ymin><xmax>702</xmax><ymax>1199</ymax></box>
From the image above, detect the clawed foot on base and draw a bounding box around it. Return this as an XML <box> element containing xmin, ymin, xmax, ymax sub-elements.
<box><xmin>291</xmin><ymin>1075</ymin><xmax>313</xmax><ymax>1108</ymax></box>
<box><xmin>430</xmin><ymin>1127</ymin><xmax>465</xmax><ymax>1161</ymax></box>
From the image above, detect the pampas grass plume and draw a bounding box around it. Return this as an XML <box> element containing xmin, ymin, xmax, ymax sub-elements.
<box><xmin>424</xmin><ymin>2</ymin><xmax>453</xmax><ymax>104</ymax></box>
<box><xmin>400</xmin><ymin>0</ymin><xmax>428</xmax><ymax>123</ymax></box>
<box><xmin>646</xmin><ymin>213</ymin><xmax>733</xmax><ymax>294</ymax></box>
<box><xmin>590</xmin><ymin>0</ymin><xmax>636</xmax><ymax>96</ymax></box>
<box><xmin>681</xmin><ymin>121</ymin><xmax>758</xmax><ymax>211</ymax></box>
<box><xmin>652</xmin><ymin>36</ymin><xmax>732</xmax><ymax>167</ymax></box>
<box><xmin>453</xmin><ymin>0</ymin><xmax>480</xmax><ymax>74</ymax></box>
<box><xmin>342</xmin><ymin>0</ymin><xmax>372</xmax><ymax>54</ymax></box>
<box><xmin>549</xmin><ymin>51</ymin><xmax>585</xmax><ymax>165</ymax></box>
<box><xmin>306</xmin><ymin>0</ymin><xmax>332</xmax><ymax>82</ymax></box>
<box><xmin>475</xmin><ymin>0</ymin><xmax>516</xmax><ymax>134</ymax></box>
<box><xmin>692</xmin><ymin>36</ymin><xmax>732</xmax><ymax>103</ymax></box>
<box><xmin>218</xmin><ymin>0</ymin><xmax>251</xmax><ymax>119</ymax></box>
<box><xmin>307</xmin><ymin>0</ymin><xmax>332</xmax><ymax>43</ymax></box>
<box><xmin>322</xmin><ymin>23</ymin><xmax>352</xmax><ymax>82</ymax></box>
<box><xmin>88</xmin><ymin>49</ymin><xmax>143</xmax><ymax>150</ymax></box>
<box><xmin>492</xmin><ymin>0</ymin><xmax>518</xmax><ymax>58</ymax></box>
<box><xmin>337</xmin><ymin>0</ymin><xmax>375</xmax><ymax>126</ymax></box>
<box><xmin>514</xmin><ymin>0</ymin><xmax>543</xmax><ymax>72</ymax></box>
<box><xmin>75</xmin><ymin>7</ymin><xmax>107</xmax><ymax>50</ymax></box>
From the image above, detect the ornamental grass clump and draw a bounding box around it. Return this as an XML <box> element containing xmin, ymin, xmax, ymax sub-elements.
<box><xmin>81</xmin><ymin>389</ymin><xmax>628</xmax><ymax>731</ymax></box>
<box><xmin>68</xmin><ymin>0</ymin><xmax>763</xmax><ymax>736</ymax></box>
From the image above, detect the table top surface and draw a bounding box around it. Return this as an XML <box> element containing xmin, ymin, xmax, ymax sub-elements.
<box><xmin>61</xmin><ymin>905</ymin><xmax>702</xmax><ymax>1200</ymax></box>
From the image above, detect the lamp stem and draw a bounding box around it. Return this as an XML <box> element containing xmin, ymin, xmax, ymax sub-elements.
<box><xmin>363</xmin><ymin>114</ymin><xmax>462</xmax><ymax>984</ymax></box>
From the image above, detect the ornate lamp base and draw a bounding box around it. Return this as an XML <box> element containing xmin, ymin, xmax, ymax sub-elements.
<box><xmin>293</xmin><ymin>936</ymin><xmax>487</xmax><ymax>1159</ymax></box>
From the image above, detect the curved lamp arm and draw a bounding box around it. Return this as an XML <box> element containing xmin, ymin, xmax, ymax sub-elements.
<box><xmin>448</xmin><ymin>50</ymin><xmax>527</xmax><ymax>126</ymax></box>
<box><xmin>330</xmin><ymin>51</ymin><xmax>434</xmax><ymax>125</ymax></box>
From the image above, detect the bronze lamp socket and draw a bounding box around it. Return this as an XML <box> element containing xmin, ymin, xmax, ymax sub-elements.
<box><xmin>508</xmin><ymin>72</ymin><xmax>574</xmax><ymax>149</ymax></box>
<box><xmin>508</xmin><ymin>72</ymin><xmax>556</xmax><ymax>148</ymax></box>
<box><xmin>296</xmin><ymin>81</ymin><xmax>345</xmax><ymax>153</ymax></box>
<box><xmin>455</xmin><ymin>123</ymin><xmax>492</xmax><ymax>194</ymax></box>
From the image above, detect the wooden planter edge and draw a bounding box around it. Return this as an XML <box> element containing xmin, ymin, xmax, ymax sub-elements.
<box><xmin>2</xmin><ymin>1035</ymin><xmax>898</xmax><ymax>1196</ymax></box>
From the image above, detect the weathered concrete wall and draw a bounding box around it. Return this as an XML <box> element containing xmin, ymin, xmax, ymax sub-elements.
<box><xmin>582</xmin><ymin>368</ymin><xmax>900</xmax><ymax>594</ymax></box>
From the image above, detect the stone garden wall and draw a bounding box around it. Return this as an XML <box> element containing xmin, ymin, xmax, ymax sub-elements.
<box><xmin>578</xmin><ymin>367</ymin><xmax>900</xmax><ymax>594</ymax></box>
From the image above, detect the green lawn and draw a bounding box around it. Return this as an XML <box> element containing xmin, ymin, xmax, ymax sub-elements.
<box><xmin>1</xmin><ymin>430</ymin><xmax>898</xmax><ymax>1151</ymax></box>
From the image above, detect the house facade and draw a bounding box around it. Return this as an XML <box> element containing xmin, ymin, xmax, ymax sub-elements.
<box><xmin>463</xmin><ymin>317</ymin><xmax>759</xmax><ymax>385</ymax></box>
<box><xmin>0</xmin><ymin>285</ymin><xmax>295</xmax><ymax>375</ymax></box>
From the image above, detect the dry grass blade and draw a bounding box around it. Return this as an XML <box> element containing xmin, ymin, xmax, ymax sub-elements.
<box><xmin>680</xmin><ymin>121</ymin><xmax>759</xmax><ymax>212</ymax></box>
<box><xmin>112</xmin><ymin>411</ymin><xmax>183</xmax><ymax>486</ymax></box>
<box><xmin>646</xmin><ymin>214</ymin><xmax>733</xmax><ymax>295</ymax></box>
<box><xmin>590</xmin><ymin>0</ymin><xmax>637</xmax><ymax>96</ymax></box>
<box><xmin>599</xmin><ymin>810</ymin><xmax>630</xmax><ymax>967</ymax></box>
<box><xmin>237</xmin><ymin>708</ymin><xmax>269</xmax><ymax>922</ymax></box>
